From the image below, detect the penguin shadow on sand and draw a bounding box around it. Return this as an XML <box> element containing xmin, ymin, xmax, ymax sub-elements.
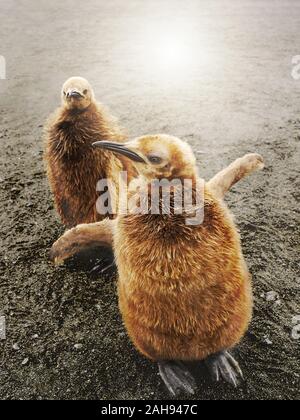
<box><xmin>60</xmin><ymin>245</ymin><xmax>117</xmax><ymax>279</ymax></box>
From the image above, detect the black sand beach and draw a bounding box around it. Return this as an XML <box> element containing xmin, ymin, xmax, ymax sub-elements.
<box><xmin>0</xmin><ymin>0</ymin><xmax>299</xmax><ymax>400</ymax></box>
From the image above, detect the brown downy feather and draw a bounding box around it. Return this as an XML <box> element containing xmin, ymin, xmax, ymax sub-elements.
<box><xmin>116</xmin><ymin>185</ymin><xmax>252</xmax><ymax>362</ymax></box>
<box><xmin>44</xmin><ymin>102</ymin><xmax>135</xmax><ymax>228</ymax></box>
<box><xmin>104</xmin><ymin>134</ymin><xmax>255</xmax><ymax>363</ymax></box>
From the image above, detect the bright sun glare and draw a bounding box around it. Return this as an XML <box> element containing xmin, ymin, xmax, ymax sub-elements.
<box><xmin>137</xmin><ymin>22</ymin><xmax>213</xmax><ymax>84</ymax></box>
<box><xmin>151</xmin><ymin>34</ymin><xmax>194</xmax><ymax>72</ymax></box>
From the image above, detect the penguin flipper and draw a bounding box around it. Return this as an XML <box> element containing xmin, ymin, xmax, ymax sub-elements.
<box><xmin>49</xmin><ymin>219</ymin><xmax>115</xmax><ymax>266</ymax></box>
<box><xmin>207</xmin><ymin>153</ymin><xmax>264</xmax><ymax>199</ymax></box>
<box><xmin>205</xmin><ymin>351</ymin><xmax>244</xmax><ymax>388</ymax></box>
<box><xmin>158</xmin><ymin>361</ymin><xmax>196</xmax><ymax>396</ymax></box>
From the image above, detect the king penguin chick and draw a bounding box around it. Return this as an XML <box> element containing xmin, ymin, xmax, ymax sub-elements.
<box><xmin>44</xmin><ymin>77</ymin><xmax>135</xmax><ymax>228</ymax></box>
<box><xmin>92</xmin><ymin>134</ymin><xmax>263</xmax><ymax>396</ymax></box>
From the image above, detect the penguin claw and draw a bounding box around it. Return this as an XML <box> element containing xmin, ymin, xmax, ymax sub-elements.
<box><xmin>158</xmin><ymin>361</ymin><xmax>196</xmax><ymax>396</ymax></box>
<box><xmin>206</xmin><ymin>351</ymin><xmax>243</xmax><ymax>388</ymax></box>
<box><xmin>89</xmin><ymin>260</ymin><xmax>116</xmax><ymax>275</ymax></box>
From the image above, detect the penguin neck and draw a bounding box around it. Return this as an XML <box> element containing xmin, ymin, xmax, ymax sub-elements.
<box><xmin>52</xmin><ymin>102</ymin><xmax>103</xmax><ymax>161</ymax></box>
<box><xmin>62</xmin><ymin>102</ymin><xmax>96</xmax><ymax>120</ymax></box>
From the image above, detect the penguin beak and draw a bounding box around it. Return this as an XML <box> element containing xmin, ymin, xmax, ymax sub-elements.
<box><xmin>66</xmin><ymin>89</ymin><xmax>84</xmax><ymax>99</ymax></box>
<box><xmin>92</xmin><ymin>141</ymin><xmax>146</xmax><ymax>163</ymax></box>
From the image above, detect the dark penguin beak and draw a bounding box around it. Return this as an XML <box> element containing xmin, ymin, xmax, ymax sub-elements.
<box><xmin>92</xmin><ymin>141</ymin><xmax>146</xmax><ymax>163</ymax></box>
<box><xmin>67</xmin><ymin>90</ymin><xmax>84</xmax><ymax>99</ymax></box>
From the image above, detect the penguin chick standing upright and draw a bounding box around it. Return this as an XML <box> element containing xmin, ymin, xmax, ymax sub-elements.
<box><xmin>44</xmin><ymin>77</ymin><xmax>135</xmax><ymax>228</ymax></box>
<box><xmin>93</xmin><ymin>135</ymin><xmax>264</xmax><ymax>395</ymax></box>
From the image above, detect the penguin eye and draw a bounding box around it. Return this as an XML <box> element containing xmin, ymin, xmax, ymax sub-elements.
<box><xmin>148</xmin><ymin>156</ymin><xmax>162</xmax><ymax>165</ymax></box>
<box><xmin>83</xmin><ymin>89</ymin><xmax>88</xmax><ymax>95</ymax></box>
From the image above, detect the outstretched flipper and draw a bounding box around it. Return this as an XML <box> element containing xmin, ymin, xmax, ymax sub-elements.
<box><xmin>50</xmin><ymin>219</ymin><xmax>115</xmax><ymax>266</ymax></box>
<box><xmin>205</xmin><ymin>351</ymin><xmax>244</xmax><ymax>388</ymax></box>
<box><xmin>207</xmin><ymin>153</ymin><xmax>264</xmax><ymax>200</ymax></box>
<box><xmin>158</xmin><ymin>361</ymin><xmax>196</xmax><ymax>396</ymax></box>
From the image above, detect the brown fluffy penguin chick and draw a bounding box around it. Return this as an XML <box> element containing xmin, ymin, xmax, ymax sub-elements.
<box><xmin>44</xmin><ymin>77</ymin><xmax>135</xmax><ymax>228</ymax></box>
<box><xmin>93</xmin><ymin>135</ymin><xmax>264</xmax><ymax>396</ymax></box>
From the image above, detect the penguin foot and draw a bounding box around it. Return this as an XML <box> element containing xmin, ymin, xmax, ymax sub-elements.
<box><xmin>205</xmin><ymin>351</ymin><xmax>244</xmax><ymax>388</ymax></box>
<box><xmin>158</xmin><ymin>361</ymin><xmax>196</xmax><ymax>396</ymax></box>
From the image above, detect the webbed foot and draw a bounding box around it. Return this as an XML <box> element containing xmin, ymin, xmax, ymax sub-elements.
<box><xmin>158</xmin><ymin>361</ymin><xmax>196</xmax><ymax>396</ymax></box>
<box><xmin>205</xmin><ymin>351</ymin><xmax>244</xmax><ymax>388</ymax></box>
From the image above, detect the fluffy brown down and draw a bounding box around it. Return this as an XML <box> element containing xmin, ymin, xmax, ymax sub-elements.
<box><xmin>111</xmin><ymin>135</ymin><xmax>255</xmax><ymax>362</ymax></box>
<box><xmin>116</xmin><ymin>187</ymin><xmax>252</xmax><ymax>361</ymax></box>
<box><xmin>44</xmin><ymin>84</ymin><xmax>135</xmax><ymax>228</ymax></box>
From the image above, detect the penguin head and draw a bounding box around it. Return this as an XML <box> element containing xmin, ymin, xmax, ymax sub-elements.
<box><xmin>62</xmin><ymin>77</ymin><xmax>94</xmax><ymax>111</ymax></box>
<box><xmin>93</xmin><ymin>134</ymin><xmax>198</xmax><ymax>180</ymax></box>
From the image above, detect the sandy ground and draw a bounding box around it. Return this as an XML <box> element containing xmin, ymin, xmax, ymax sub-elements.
<box><xmin>0</xmin><ymin>0</ymin><xmax>299</xmax><ymax>400</ymax></box>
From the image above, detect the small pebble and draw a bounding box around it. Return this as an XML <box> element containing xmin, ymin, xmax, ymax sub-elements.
<box><xmin>74</xmin><ymin>344</ymin><xmax>83</xmax><ymax>350</ymax></box>
<box><xmin>266</xmin><ymin>291</ymin><xmax>279</xmax><ymax>302</ymax></box>
<box><xmin>22</xmin><ymin>358</ymin><xmax>29</xmax><ymax>366</ymax></box>
<box><xmin>12</xmin><ymin>343</ymin><xmax>20</xmax><ymax>351</ymax></box>
<box><xmin>264</xmin><ymin>337</ymin><xmax>273</xmax><ymax>345</ymax></box>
